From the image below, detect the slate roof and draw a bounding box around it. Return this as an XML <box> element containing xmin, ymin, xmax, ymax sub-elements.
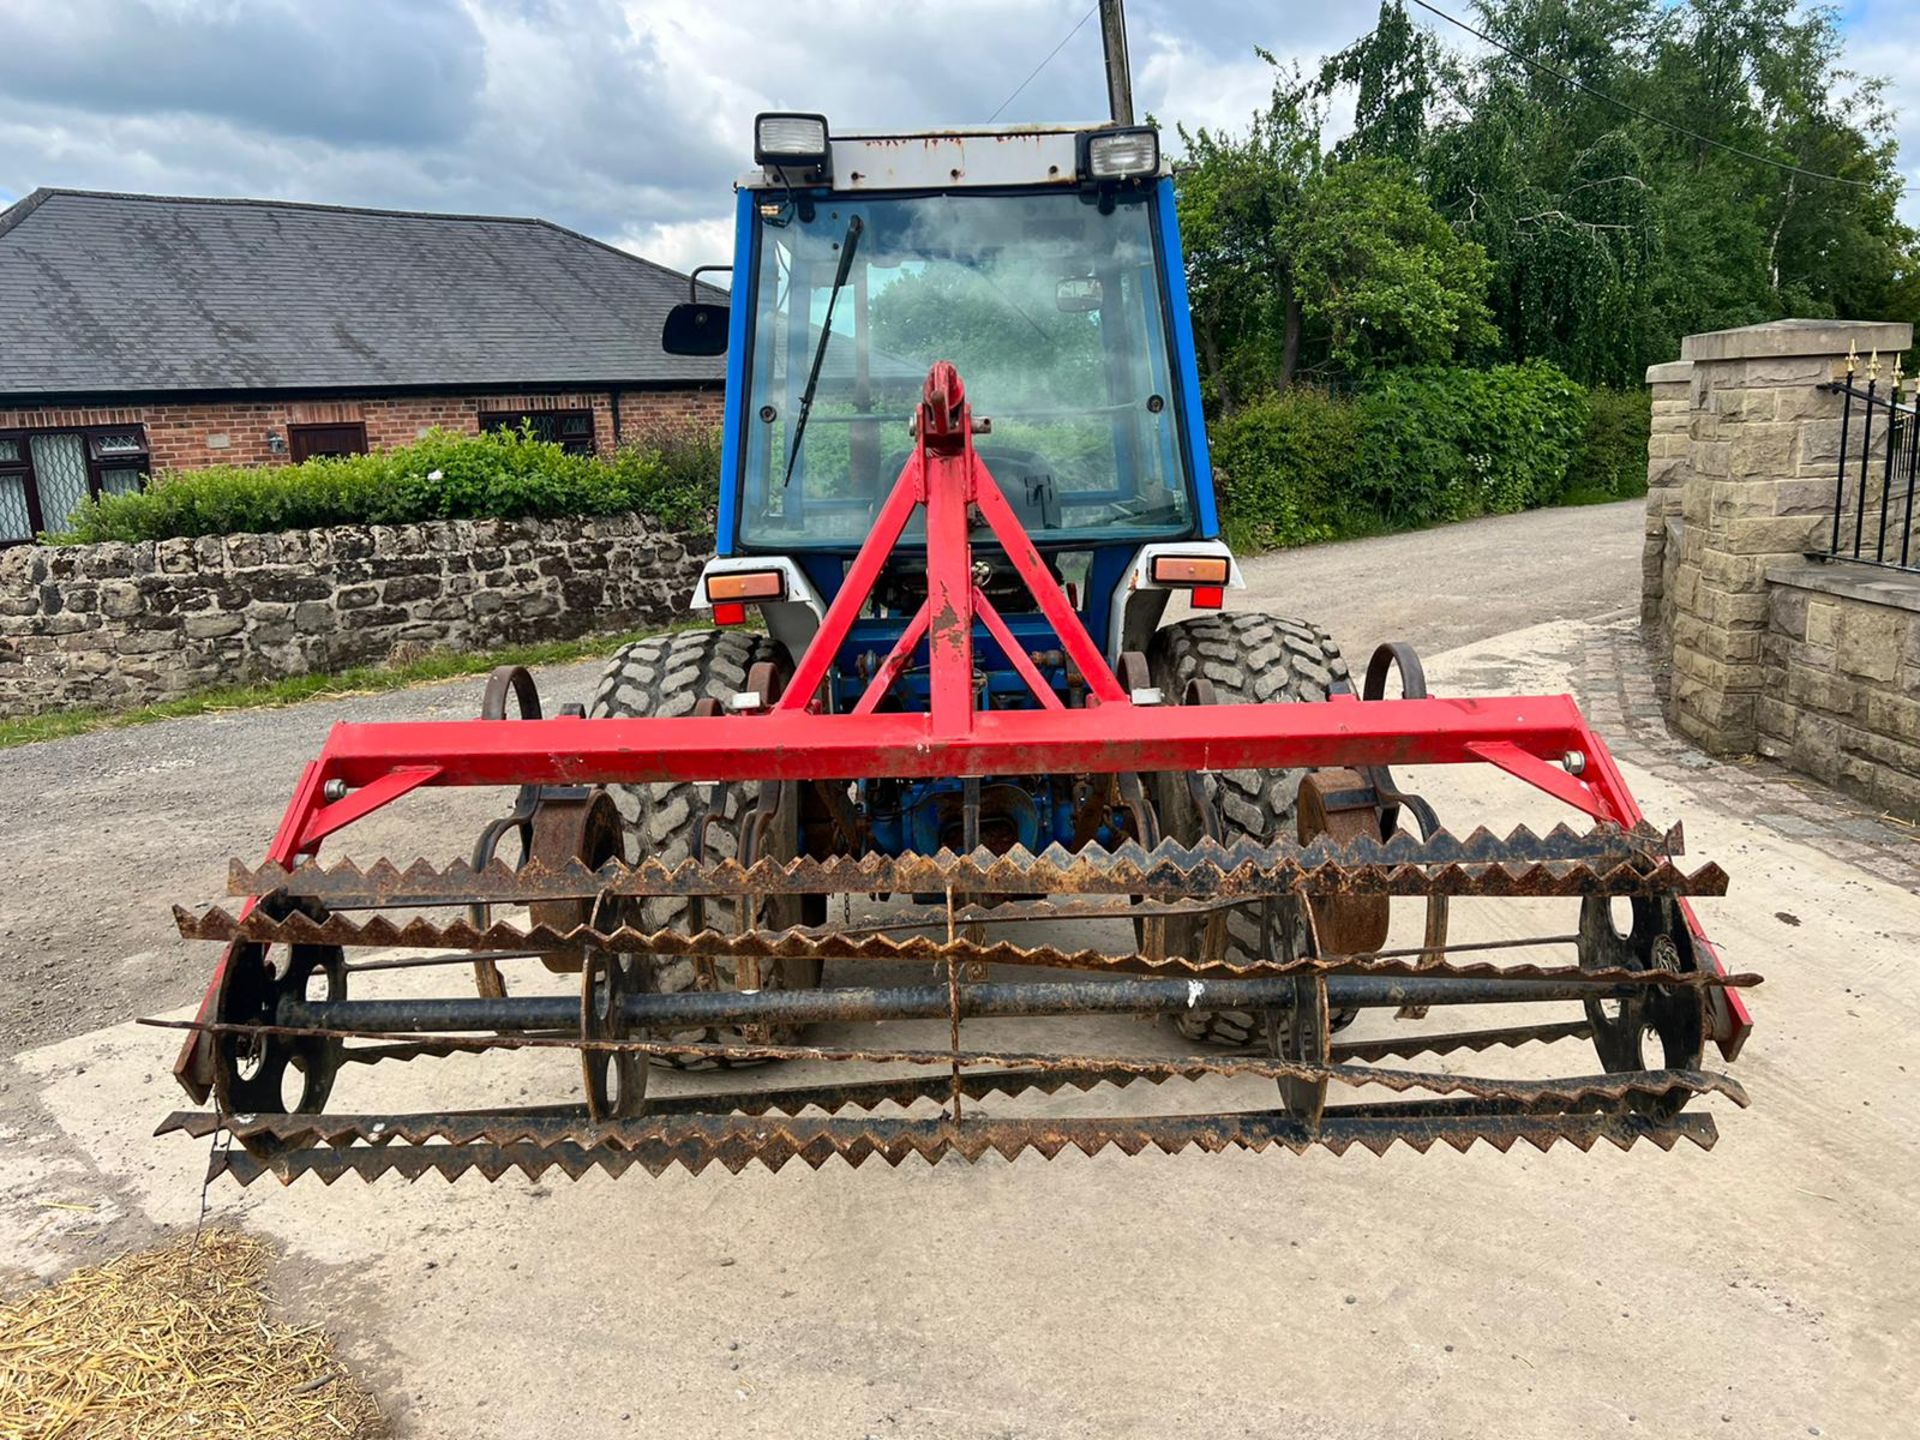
<box><xmin>0</xmin><ymin>188</ymin><xmax>727</xmax><ymax>399</ymax></box>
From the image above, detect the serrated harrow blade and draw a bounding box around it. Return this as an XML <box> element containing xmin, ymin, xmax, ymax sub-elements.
<box><xmin>167</xmin><ymin>1105</ymin><xmax>1721</xmax><ymax>1185</ymax></box>
<box><xmin>224</xmin><ymin>825</ymin><xmax>1725</xmax><ymax>907</ymax></box>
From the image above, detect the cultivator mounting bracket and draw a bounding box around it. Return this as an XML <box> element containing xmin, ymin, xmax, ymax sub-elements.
<box><xmin>161</xmin><ymin>361</ymin><xmax>1753</xmax><ymax>1184</ymax></box>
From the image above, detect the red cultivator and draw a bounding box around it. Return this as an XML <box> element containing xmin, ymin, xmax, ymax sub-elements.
<box><xmin>159</xmin><ymin>363</ymin><xmax>1754</xmax><ymax>1185</ymax></box>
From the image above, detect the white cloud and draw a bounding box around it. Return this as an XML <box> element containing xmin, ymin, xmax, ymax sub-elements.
<box><xmin>1135</xmin><ymin>29</ymin><xmax>1280</xmax><ymax>137</ymax></box>
<box><xmin>1842</xmin><ymin>29</ymin><xmax>1920</xmax><ymax>230</ymax></box>
<box><xmin>0</xmin><ymin>0</ymin><xmax>1912</xmax><ymax>260</ymax></box>
<box><xmin>614</xmin><ymin>214</ymin><xmax>736</xmax><ymax>279</ymax></box>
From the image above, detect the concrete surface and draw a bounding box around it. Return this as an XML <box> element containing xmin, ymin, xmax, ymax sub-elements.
<box><xmin>1223</xmin><ymin>498</ymin><xmax>1646</xmax><ymax>663</ymax></box>
<box><xmin>5</xmin><ymin>499</ymin><xmax>1918</xmax><ymax>1439</ymax></box>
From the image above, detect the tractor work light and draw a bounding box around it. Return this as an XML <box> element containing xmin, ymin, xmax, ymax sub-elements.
<box><xmin>755</xmin><ymin>112</ymin><xmax>831</xmax><ymax>176</ymax></box>
<box><xmin>1080</xmin><ymin>125</ymin><xmax>1160</xmax><ymax>182</ymax></box>
<box><xmin>1149</xmin><ymin>554</ymin><xmax>1231</xmax><ymax>586</ymax></box>
<box><xmin>705</xmin><ymin>569</ymin><xmax>787</xmax><ymax>603</ymax></box>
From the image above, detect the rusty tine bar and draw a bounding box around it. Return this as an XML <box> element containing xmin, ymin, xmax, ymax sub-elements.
<box><xmin>185</xmin><ymin>1108</ymin><xmax>1724</xmax><ymax>1186</ymax></box>
<box><xmin>224</xmin><ymin>824</ymin><xmax>1706</xmax><ymax>904</ymax></box>
<box><xmin>345</xmin><ymin>950</ymin><xmax>550</xmax><ymax>973</ymax></box>
<box><xmin>946</xmin><ymin>885</ymin><xmax>964</xmax><ymax>1125</ymax></box>
<box><xmin>139</xmin><ymin>1016</ymin><xmax>1749</xmax><ymax>1113</ymax></box>
<box><xmin>828</xmin><ymin>893</ymin><xmax>1246</xmax><ymax>934</ymax></box>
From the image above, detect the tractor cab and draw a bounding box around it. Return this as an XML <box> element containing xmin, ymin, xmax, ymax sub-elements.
<box><xmin>670</xmin><ymin>115</ymin><xmax>1243</xmax><ymax>688</ymax></box>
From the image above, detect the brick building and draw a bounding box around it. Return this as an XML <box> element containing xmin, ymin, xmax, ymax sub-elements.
<box><xmin>0</xmin><ymin>188</ymin><xmax>726</xmax><ymax>545</ymax></box>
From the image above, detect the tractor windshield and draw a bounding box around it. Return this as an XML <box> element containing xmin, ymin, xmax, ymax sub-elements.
<box><xmin>737</xmin><ymin>188</ymin><xmax>1195</xmax><ymax>549</ymax></box>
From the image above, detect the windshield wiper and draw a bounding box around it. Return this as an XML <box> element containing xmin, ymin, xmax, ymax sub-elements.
<box><xmin>782</xmin><ymin>214</ymin><xmax>864</xmax><ymax>489</ymax></box>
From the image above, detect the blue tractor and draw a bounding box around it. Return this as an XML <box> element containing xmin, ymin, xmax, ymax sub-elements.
<box><xmin>589</xmin><ymin>113</ymin><xmax>1350</xmax><ymax>1055</ymax></box>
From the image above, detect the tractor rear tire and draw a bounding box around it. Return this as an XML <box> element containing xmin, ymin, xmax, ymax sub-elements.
<box><xmin>589</xmin><ymin>629</ymin><xmax>822</xmax><ymax>1068</ymax></box>
<box><xmin>1146</xmin><ymin>611</ymin><xmax>1349</xmax><ymax>1048</ymax></box>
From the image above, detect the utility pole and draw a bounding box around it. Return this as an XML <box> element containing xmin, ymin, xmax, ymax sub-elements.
<box><xmin>1100</xmin><ymin>0</ymin><xmax>1134</xmax><ymax>126</ymax></box>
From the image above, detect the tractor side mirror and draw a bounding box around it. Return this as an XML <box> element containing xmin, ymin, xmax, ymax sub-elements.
<box><xmin>1056</xmin><ymin>277</ymin><xmax>1103</xmax><ymax>313</ymax></box>
<box><xmin>663</xmin><ymin>302</ymin><xmax>730</xmax><ymax>356</ymax></box>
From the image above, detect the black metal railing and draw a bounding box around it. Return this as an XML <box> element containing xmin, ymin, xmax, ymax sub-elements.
<box><xmin>1822</xmin><ymin>361</ymin><xmax>1919</xmax><ymax>573</ymax></box>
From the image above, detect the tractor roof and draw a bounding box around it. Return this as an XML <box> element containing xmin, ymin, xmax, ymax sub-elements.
<box><xmin>740</xmin><ymin>123</ymin><xmax>1170</xmax><ymax>194</ymax></box>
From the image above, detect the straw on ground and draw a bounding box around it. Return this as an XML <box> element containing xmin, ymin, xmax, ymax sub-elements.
<box><xmin>0</xmin><ymin>1227</ymin><xmax>386</xmax><ymax>1439</ymax></box>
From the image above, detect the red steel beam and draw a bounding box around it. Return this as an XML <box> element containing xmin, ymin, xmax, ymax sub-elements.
<box><xmin>921</xmin><ymin>372</ymin><xmax>978</xmax><ymax>736</ymax></box>
<box><xmin>851</xmin><ymin>598</ymin><xmax>930</xmax><ymax>716</ymax></box>
<box><xmin>310</xmin><ymin>694</ymin><xmax>1605</xmax><ymax>792</ymax></box>
<box><xmin>974</xmin><ymin>586</ymin><xmax>1065</xmax><ymax>712</ymax></box>
<box><xmin>776</xmin><ymin>451</ymin><xmax>922</xmax><ymax>712</ymax></box>
<box><xmin>972</xmin><ymin>451</ymin><xmax>1127</xmax><ymax>704</ymax></box>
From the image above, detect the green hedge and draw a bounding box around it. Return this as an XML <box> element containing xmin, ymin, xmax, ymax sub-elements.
<box><xmin>1213</xmin><ymin>361</ymin><xmax>1611</xmax><ymax>551</ymax></box>
<box><xmin>1207</xmin><ymin>389</ymin><xmax>1364</xmax><ymax>550</ymax></box>
<box><xmin>57</xmin><ymin>379</ymin><xmax>1643</xmax><ymax>553</ymax></box>
<box><xmin>1563</xmin><ymin>387</ymin><xmax>1652</xmax><ymax>503</ymax></box>
<box><xmin>47</xmin><ymin>425</ymin><xmax>720</xmax><ymax>545</ymax></box>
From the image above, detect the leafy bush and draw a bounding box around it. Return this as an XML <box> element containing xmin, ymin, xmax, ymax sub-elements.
<box><xmin>1211</xmin><ymin>389</ymin><xmax>1363</xmax><ymax>551</ymax></box>
<box><xmin>626</xmin><ymin>421</ymin><xmax>724</xmax><ymax>517</ymax></box>
<box><xmin>1214</xmin><ymin>361</ymin><xmax>1593</xmax><ymax>548</ymax></box>
<box><xmin>47</xmin><ymin>426</ymin><xmax>720</xmax><ymax>545</ymax></box>
<box><xmin>1353</xmin><ymin>361</ymin><xmax>1589</xmax><ymax>524</ymax></box>
<box><xmin>1563</xmin><ymin>387</ymin><xmax>1651</xmax><ymax>503</ymax></box>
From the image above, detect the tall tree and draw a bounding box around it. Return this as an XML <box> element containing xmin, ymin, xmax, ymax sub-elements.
<box><xmin>1177</xmin><ymin>47</ymin><xmax>1495</xmax><ymax>405</ymax></box>
<box><xmin>1283</xmin><ymin>158</ymin><xmax>1497</xmax><ymax>374</ymax></box>
<box><xmin>1174</xmin><ymin>70</ymin><xmax>1324</xmax><ymax>408</ymax></box>
<box><xmin>1171</xmin><ymin>0</ymin><xmax>1918</xmax><ymax>399</ymax></box>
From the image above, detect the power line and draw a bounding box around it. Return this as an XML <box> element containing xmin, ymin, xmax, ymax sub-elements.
<box><xmin>1406</xmin><ymin>0</ymin><xmax>1872</xmax><ymax>188</ymax></box>
<box><xmin>989</xmin><ymin>2</ymin><xmax>1101</xmax><ymax>123</ymax></box>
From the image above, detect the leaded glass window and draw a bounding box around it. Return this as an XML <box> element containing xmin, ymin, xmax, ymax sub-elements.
<box><xmin>0</xmin><ymin>476</ymin><xmax>31</xmax><ymax>542</ymax></box>
<box><xmin>29</xmin><ymin>434</ymin><xmax>90</xmax><ymax>530</ymax></box>
<box><xmin>89</xmin><ymin>432</ymin><xmax>146</xmax><ymax>459</ymax></box>
<box><xmin>480</xmin><ymin>409</ymin><xmax>597</xmax><ymax>455</ymax></box>
<box><xmin>0</xmin><ymin>426</ymin><xmax>151</xmax><ymax>545</ymax></box>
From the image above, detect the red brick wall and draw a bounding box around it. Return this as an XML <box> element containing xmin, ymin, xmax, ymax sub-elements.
<box><xmin>0</xmin><ymin>385</ymin><xmax>723</xmax><ymax>473</ymax></box>
<box><xmin>615</xmin><ymin>387</ymin><xmax>725</xmax><ymax>444</ymax></box>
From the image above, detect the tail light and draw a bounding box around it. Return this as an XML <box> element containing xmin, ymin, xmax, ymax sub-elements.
<box><xmin>706</xmin><ymin>570</ymin><xmax>787</xmax><ymax>603</ymax></box>
<box><xmin>1149</xmin><ymin>555</ymin><xmax>1231</xmax><ymax>586</ymax></box>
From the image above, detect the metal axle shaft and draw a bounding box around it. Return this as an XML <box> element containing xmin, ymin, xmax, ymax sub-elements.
<box><xmin>278</xmin><ymin>974</ymin><xmax>1635</xmax><ymax>1036</ymax></box>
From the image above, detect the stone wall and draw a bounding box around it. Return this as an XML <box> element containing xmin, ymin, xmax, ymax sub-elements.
<box><xmin>1639</xmin><ymin>360</ymin><xmax>1692</xmax><ymax>626</ymax></box>
<box><xmin>1653</xmin><ymin>318</ymin><xmax>1911</xmax><ymax>753</ymax></box>
<box><xmin>1644</xmin><ymin>317</ymin><xmax>1920</xmax><ymax>820</ymax></box>
<box><xmin>1759</xmin><ymin>563</ymin><xmax>1920</xmax><ymax>818</ymax></box>
<box><xmin>0</xmin><ymin>514</ymin><xmax>707</xmax><ymax>717</ymax></box>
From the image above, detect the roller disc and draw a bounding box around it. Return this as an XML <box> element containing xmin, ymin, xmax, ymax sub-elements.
<box><xmin>1578</xmin><ymin>895</ymin><xmax>1705</xmax><ymax>1116</ymax></box>
<box><xmin>1264</xmin><ymin>898</ymin><xmax>1329</xmax><ymax>1132</ymax></box>
<box><xmin>211</xmin><ymin>931</ymin><xmax>345</xmax><ymax>1116</ymax></box>
<box><xmin>581</xmin><ymin>949</ymin><xmax>650</xmax><ymax>1121</ymax></box>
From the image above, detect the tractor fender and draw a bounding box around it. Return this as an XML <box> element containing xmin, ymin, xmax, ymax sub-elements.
<box><xmin>1106</xmin><ymin>539</ymin><xmax>1248</xmax><ymax>659</ymax></box>
<box><xmin>690</xmin><ymin>554</ymin><xmax>827</xmax><ymax>659</ymax></box>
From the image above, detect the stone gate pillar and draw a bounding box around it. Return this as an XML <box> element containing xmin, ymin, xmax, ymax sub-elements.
<box><xmin>1641</xmin><ymin>359</ymin><xmax>1693</xmax><ymax>626</ymax></box>
<box><xmin>1663</xmin><ymin>318</ymin><xmax>1912</xmax><ymax>754</ymax></box>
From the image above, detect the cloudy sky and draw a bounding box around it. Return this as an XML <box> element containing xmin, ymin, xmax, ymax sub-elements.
<box><xmin>0</xmin><ymin>0</ymin><xmax>1913</xmax><ymax>278</ymax></box>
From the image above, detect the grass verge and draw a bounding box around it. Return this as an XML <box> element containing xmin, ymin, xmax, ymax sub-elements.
<box><xmin>0</xmin><ymin>626</ymin><xmax>681</xmax><ymax>751</ymax></box>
